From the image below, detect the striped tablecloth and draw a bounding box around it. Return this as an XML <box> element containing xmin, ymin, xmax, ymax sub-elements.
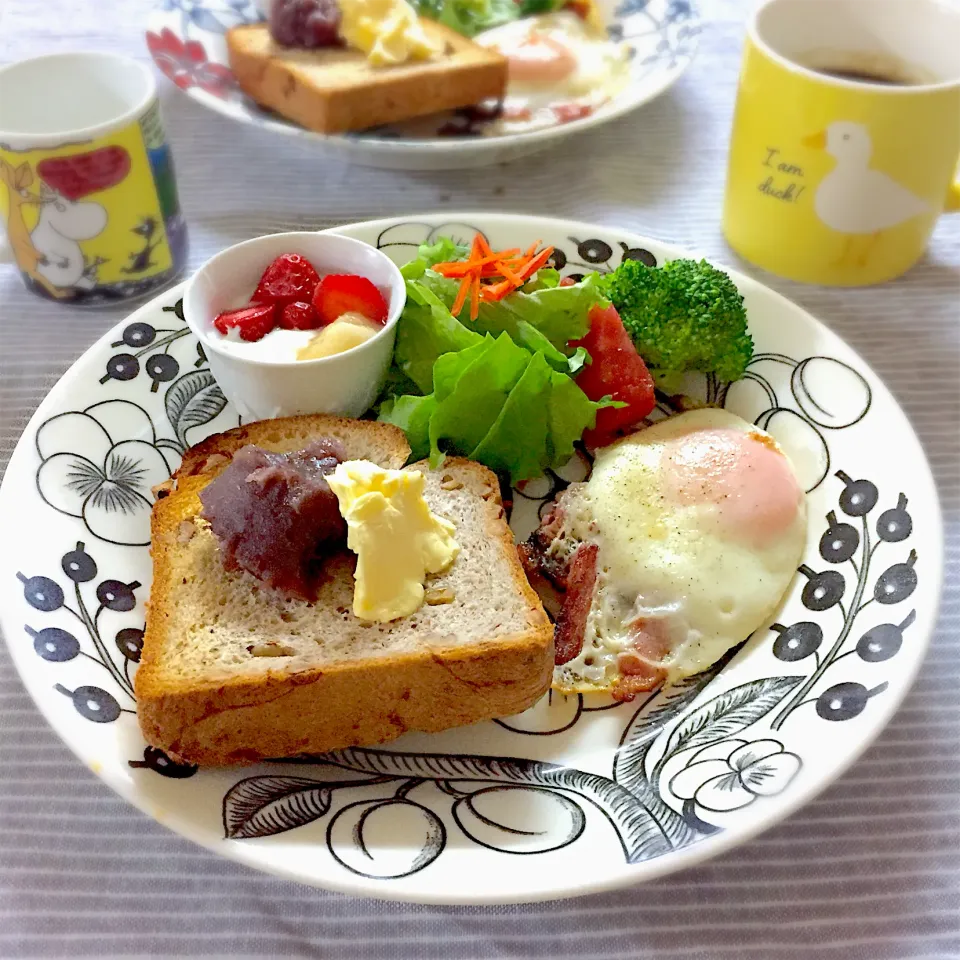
<box><xmin>1</xmin><ymin>1</ymin><xmax>958</xmax><ymax>957</ymax></box>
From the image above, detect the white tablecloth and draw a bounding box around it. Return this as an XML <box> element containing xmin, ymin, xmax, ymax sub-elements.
<box><xmin>1</xmin><ymin>1</ymin><xmax>958</xmax><ymax>957</ymax></box>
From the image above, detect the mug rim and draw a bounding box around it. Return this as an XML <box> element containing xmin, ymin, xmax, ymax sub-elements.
<box><xmin>0</xmin><ymin>51</ymin><xmax>157</xmax><ymax>144</ymax></box>
<box><xmin>748</xmin><ymin>0</ymin><xmax>960</xmax><ymax>95</ymax></box>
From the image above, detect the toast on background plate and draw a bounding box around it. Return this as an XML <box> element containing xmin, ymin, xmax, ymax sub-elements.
<box><xmin>226</xmin><ymin>21</ymin><xmax>508</xmax><ymax>135</ymax></box>
<box><xmin>135</xmin><ymin>415</ymin><xmax>554</xmax><ymax>766</ymax></box>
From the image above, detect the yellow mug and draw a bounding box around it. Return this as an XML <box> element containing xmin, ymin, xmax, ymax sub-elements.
<box><xmin>0</xmin><ymin>52</ymin><xmax>186</xmax><ymax>304</ymax></box>
<box><xmin>723</xmin><ymin>0</ymin><xmax>960</xmax><ymax>286</ymax></box>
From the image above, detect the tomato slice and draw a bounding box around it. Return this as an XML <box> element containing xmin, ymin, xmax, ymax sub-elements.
<box><xmin>571</xmin><ymin>303</ymin><xmax>655</xmax><ymax>448</ymax></box>
<box><xmin>312</xmin><ymin>274</ymin><xmax>389</xmax><ymax>326</ymax></box>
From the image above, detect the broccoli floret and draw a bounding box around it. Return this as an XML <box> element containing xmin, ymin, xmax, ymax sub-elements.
<box><xmin>601</xmin><ymin>258</ymin><xmax>754</xmax><ymax>386</ymax></box>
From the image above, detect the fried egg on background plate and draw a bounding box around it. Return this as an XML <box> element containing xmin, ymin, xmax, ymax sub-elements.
<box><xmin>553</xmin><ymin>409</ymin><xmax>808</xmax><ymax>697</ymax></box>
<box><xmin>474</xmin><ymin>11</ymin><xmax>631</xmax><ymax>129</ymax></box>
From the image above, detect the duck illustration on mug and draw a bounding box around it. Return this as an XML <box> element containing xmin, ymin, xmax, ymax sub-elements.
<box><xmin>802</xmin><ymin>121</ymin><xmax>930</xmax><ymax>268</ymax></box>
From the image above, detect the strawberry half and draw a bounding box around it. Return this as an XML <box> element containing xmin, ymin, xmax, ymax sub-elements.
<box><xmin>213</xmin><ymin>303</ymin><xmax>277</xmax><ymax>342</ymax></box>
<box><xmin>252</xmin><ymin>253</ymin><xmax>321</xmax><ymax>307</ymax></box>
<box><xmin>312</xmin><ymin>274</ymin><xmax>389</xmax><ymax>326</ymax></box>
<box><xmin>279</xmin><ymin>300</ymin><xmax>321</xmax><ymax>330</ymax></box>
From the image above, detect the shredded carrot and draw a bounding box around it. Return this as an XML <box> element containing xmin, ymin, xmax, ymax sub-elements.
<box><xmin>516</xmin><ymin>247</ymin><xmax>554</xmax><ymax>284</ymax></box>
<box><xmin>480</xmin><ymin>280</ymin><xmax>512</xmax><ymax>302</ymax></box>
<box><xmin>431</xmin><ymin>238</ymin><xmax>555</xmax><ymax>320</ymax></box>
<box><xmin>451</xmin><ymin>273</ymin><xmax>471</xmax><ymax>318</ymax></box>
<box><xmin>494</xmin><ymin>258</ymin><xmax>524</xmax><ymax>287</ymax></box>
<box><xmin>432</xmin><ymin>251</ymin><xmax>521</xmax><ymax>278</ymax></box>
<box><xmin>474</xmin><ymin>233</ymin><xmax>495</xmax><ymax>259</ymax></box>
<box><xmin>470</xmin><ymin>271</ymin><xmax>481</xmax><ymax>320</ymax></box>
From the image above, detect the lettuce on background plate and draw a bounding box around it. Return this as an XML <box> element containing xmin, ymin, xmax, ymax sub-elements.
<box><xmin>408</xmin><ymin>0</ymin><xmax>568</xmax><ymax>37</ymax></box>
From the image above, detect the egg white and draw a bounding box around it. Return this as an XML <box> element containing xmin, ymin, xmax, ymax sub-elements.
<box><xmin>554</xmin><ymin>409</ymin><xmax>808</xmax><ymax>692</ymax></box>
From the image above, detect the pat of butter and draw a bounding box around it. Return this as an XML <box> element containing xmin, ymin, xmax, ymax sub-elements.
<box><xmin>296</xmin><ymin>313</ymin><xmax>379</xmax><ymax>361</ymax></box>
<box><xmin>327</xmin><ymin>461</ymin><xmax>459</xmax><ymax>622</ymax></box>
<box><xmin>338</xmin><ymin>0</ymin><xmax>441</xmax><ymax>66</ymax></box>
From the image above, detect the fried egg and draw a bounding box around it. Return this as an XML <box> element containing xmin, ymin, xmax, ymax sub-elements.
<box><xmin>475</xmin><ymin>12</ymin><xmax>631</xmax><ymax>129</ymax></box>
<box><xmin>555</xmin><ymin>409</ymin><xmax>808</xmax><ymax>694</ymax></box>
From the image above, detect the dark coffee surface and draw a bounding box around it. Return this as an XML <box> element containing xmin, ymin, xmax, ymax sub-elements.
<box><xmin>814</xmin><ymin>65</ymin><xmax>919</xmax><ymax>85</ymax></box>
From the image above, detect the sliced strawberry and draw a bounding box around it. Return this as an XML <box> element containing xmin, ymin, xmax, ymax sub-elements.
<box><xmin>252</xmin><ymin>253</ymin><xmax>321</xmax><ymax>307</ymax></box>
<box><xmin>279</xmin><ymin>300</ymin><xmax>321</xmax><ymax>330</ymax></box>
<box><xmin>213</xmin><ymin>303</ymin><xmax>277</xmax><ymax>342</ymax></box>
<box><xmin>312</xmin><ymin>274</ymin><xmax>389</xmax><ymax>326</ymax></box>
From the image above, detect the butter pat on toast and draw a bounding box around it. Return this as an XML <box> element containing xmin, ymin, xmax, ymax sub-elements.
<box><xmin>135</xmin><ymin>415</ymin><xmax>553</xmax><ymax>765</ymax></box>
<box><xmin>226</xmin><ymin>21</ymin><xmax>508</xmax><ymax>134</ymax></box>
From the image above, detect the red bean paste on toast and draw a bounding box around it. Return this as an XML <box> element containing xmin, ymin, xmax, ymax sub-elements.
<box><xmin>199</xmin><ymin>439</ymin><xmax>346</xmax><ymax>600</ymax></box>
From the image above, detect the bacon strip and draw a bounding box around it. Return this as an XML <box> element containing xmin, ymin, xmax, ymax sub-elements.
<box><xmin>519</xmin><ymin>501</ymin><xmax>575</xmax><ymax>589</ymax></box>
<box><xmin>611</xmin><ymin>671</ymin><xmax>666</xmax><ymax>702</ymax></box>
<box><xmin>553</xmin><ymin>543</ymin><xmax>599</xmax><ymax>665</ymax></box>
<box><xmin>610</xmin><ymin>621</ymin><xmax>671</xmax><ymax>700</ymax></box>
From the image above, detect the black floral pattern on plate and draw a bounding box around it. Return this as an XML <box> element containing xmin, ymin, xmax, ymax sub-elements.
<box><xmin>15</xmin><ymin>541</ymin><xmax>196</xmax><ymax>777</ymax></box>
<box><xmin>221</xmin><ymin>647</ymin><xmax>805</xmax><ymax>876</ymax></box>
<box><xmin>35</xmin><ymin>299</ymin><xmax>226</xmax><ymax>547</ymax></box>
<box><xmin>768</xmin><ymin>473</ymin><xmax>916</xmax><ymax>729</ymax></box>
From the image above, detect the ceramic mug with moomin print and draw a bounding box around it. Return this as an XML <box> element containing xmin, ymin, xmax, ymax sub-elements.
<box><xmin>723</xmin><ymin>0</ymin><xmax>960</xmax><ymax>286</ymax></box>
<box><xmin>0</xmin><ymin>53</ymin><xmax>187</xmax><ymax>304</ymax></box>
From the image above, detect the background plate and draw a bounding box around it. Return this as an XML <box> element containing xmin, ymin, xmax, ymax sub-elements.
<box><xmin>145</xmin><ymin>0</ymin><xmax>700</xmax><ymax>169</ymax></box>
<box><xmin>0</xmin><ymin>214</ymin><xmax>941</xmax><ymax>903</ymax></box>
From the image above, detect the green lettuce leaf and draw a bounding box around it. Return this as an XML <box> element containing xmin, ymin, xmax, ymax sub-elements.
<box><xmin>378</xmin><ymin>394</ymin><xmax>436</xmax><ymax>462</ymax></box>
<box><xmin>378</xmin><ymin>363</ymin><xmax>423</xmax><ymax>402</ymax></box>
<box><xmin>566</xmin><ymin>346</ymin><xmax>589</xmax><ymax>375</ymax></box>
<box><xmin>546</xmin><ymin>369</ymin><xmax>603</xmax><ymax>466</ymax></box>
<box><xmin>409</xmin><ymin>0</ymin><xmax>520</xmax><ymax>37</ymax></box>
<box><xmin>517</xmin><ymin>0</ymin><xmax>567</xmax><ymax>14</ymax></box>
<box><xmin>377</xmin><ymin>236</ymin><xmax>606</xmax><ymax>483</ymax></box>
<box><xmin>431</xmin><ymin>337</ymin><xmax>495</xmax><ymax>402</ymax></box>
<box><xmin>427</xmin><ymin>333</ymin><xmax>529</xmax><ymax>468</ymax></box>
<box><xmin>470</xmin><ymin>351</ymin><xmax>553</xmax><ymax>482</ymax></box>
<box><xmin>412</xmin><ymin>268</ymin><xmax>603</xmax><ymax>353</ymax></box>
<box><xmin>492</xmin><ymin>272</ymin><xmax>604</xmax><ymax>348</ymax></box>
<box><xmin>521</xmin><ymin>267</ymin><xmax>561</xmax><ymax>292</ymax></box>
<box><xmin>395</xmin><ymin>278</ymin><xmax>483</xmax><ymax>393</ymax></box>
<box><xmin>514</xmin><ymin>320</ymin><xmax>589</xmax><ymax>375</ymax></box>
<box><xmin>400</xmin><ymin>236</ymin><xmax>470</xmax><ymax>280</ymax></box>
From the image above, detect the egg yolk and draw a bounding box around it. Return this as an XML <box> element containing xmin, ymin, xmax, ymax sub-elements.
<box><xmin>499</xmin><ymin>33</ymin><xmax>577</xmax><ymax>85</ymax></box>
<box><xmin>662</xmin><ymin>428</ymin><xmax>802</xmax><ymax>546</ymax></box>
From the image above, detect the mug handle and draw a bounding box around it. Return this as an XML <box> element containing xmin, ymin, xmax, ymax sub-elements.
<box><xmin>946</xmin><ymin>165</ymin><xmax>960</xmax><ymax>212</ymax></box>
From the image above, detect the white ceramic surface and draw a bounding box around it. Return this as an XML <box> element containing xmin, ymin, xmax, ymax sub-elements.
<box><xmin>144</xmin><ymin>0</ymin><xmax>701</xmax><ymax>170</ymax></box>
<box><xmin>753</xmin><ymin>0</ymin><xmax>960</xmax><ymax>86</ymax></box>
<box><xmin>0</xmin><ymin>214</ymin><xmax>941</xmax><ymax>904</ymax></box>
<box><xmin>183</xmin><ymin>231</ymin><xmax>405</xmax><ymax>419</ymax></box>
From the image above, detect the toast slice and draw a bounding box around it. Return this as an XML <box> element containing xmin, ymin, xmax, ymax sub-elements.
<box><xmin>226</xmin><ymin>21</ymin><xmax>508</xmax><ymax>134</ymax></box>
<box><xmin>136</xmin><ymin>416</ymin><xmax>553</xmax><ymax>765</ymax></box>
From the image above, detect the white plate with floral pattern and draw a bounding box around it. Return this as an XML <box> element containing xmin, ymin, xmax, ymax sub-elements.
<box><xmin>145</xmin><ymin>0</ymin><xmax>700</xmax><ymax>169</ymax></box>
<box><xmin>0</xmin><ymin>214</ymin><xmax>941</xmax><ymax>903</ymax></box>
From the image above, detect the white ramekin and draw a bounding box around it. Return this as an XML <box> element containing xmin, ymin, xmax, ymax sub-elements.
<box><xmin>183</xmin><ymin>232</ymin><xmax>406</xmax><ymax>421</ymax></box>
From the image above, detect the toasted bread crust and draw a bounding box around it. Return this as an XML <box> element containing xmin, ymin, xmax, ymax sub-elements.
<box><xmin>226</xmin><ymin>22</ymin><xmax>508</xmax><ymax>135</ymax></box>
<box><xmin>137</xmin><ymin>425</ymin><xmax>553</xmax><ymax>765</ymax></box>
<box><xmin>175</xmin><ymin>413</ymin><xmax>410</xmax><ymax>482</ymax></box>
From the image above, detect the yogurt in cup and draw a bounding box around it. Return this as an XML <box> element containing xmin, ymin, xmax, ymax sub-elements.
<box><xmin>183</xmin><ymin>232</ymin><xmax>406</xmax><ymax>420</ymax></box>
